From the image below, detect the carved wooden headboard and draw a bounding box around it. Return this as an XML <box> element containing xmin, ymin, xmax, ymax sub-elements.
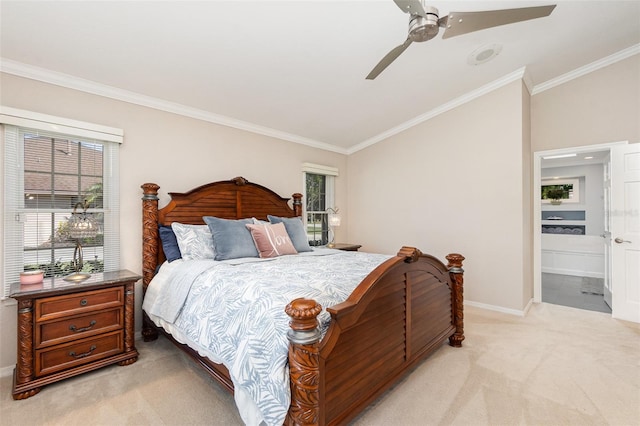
<box><xmin>141</xmin><ymin>176</ymin><xmax>302</xmax><ymax>289</ymax></box>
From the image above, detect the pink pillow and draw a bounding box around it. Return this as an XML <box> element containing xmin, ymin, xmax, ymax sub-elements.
<box><xmin>246</xmin><ymin>222</ymin><xmax>298</xmax><ymax>258</ymax></box>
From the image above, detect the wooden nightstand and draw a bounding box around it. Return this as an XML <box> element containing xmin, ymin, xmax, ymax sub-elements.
<box><xmin>9</xmin><ymin>270</ymin><xmax>140</xmax><ymax>400</ymax></box>
<box><xmin>330</xmin><ymin>243</ymin><xmax>362</xmax><ymax>251</ymax></box>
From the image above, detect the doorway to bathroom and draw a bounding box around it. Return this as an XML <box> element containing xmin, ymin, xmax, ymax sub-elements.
<box><xmin>538</xmin><ymin>148</ymin><xmax>611</xmax><ymax>313</ymax></box>
<box><xmin>534</xmin><ymin>141</ymin><xmax>640</xmax><ymax>322</ymax></box>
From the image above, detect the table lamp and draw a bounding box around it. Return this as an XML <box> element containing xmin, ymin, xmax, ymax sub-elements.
<box><xmin>64</xmin><ymin>201</ymin><xmax>99</xmax><ymax>282</ymax></box>
<box><xmin>326</xmin><ymin>207</ymin><xmax>341</xmax><ymax>248</ymax></box>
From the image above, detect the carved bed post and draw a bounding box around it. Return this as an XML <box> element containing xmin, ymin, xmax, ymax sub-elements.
<box><xmin>285</xmin><ymin>298</ymin><xmax>323</xmax><ymax>426</ymax></box>
<box><xmin>446</xmin><ymin>253</ymin><xmax>465</xmax><ymax>347</ymax></box>
<box><xmin>141</xmin><ymin>183</ymin><xmax>160</xmax><ymax>289</ymax></box>
<box><xmin>141</xmin><ymin>183</ymin><xmax>160</xmax><ymax>342</ymax></box>
<box><xmin>292</xmin><ymin>193</ymin><xmax>303</xmax><ymax>217</ymax></box>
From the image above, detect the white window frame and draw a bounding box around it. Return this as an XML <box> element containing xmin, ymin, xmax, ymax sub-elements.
<box><xmin>1</xmin><ymin>107</ymin><xmax>123</xmax><ymax>299</ymax></box>
<box><xmin>302</xmin><ymin>163</ymin><xmax>338</xmax><ymax>246</ymax></box>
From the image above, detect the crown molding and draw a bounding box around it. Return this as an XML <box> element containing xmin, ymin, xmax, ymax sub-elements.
<box><xmin>0</xmin><ymin>58</ymin><xmax>348</xmax><ymax>155</ymax></box>
<box><xmin>521</xmin><ymin>67</ymin><xmax>534</xmax><ymax>95</ymax></box>
<box><xmin>532</xmin><ymin>44</ymin><xmax>640</xmax><ymax>95</ymax></box>
<box><xmin>347</xmin><ymin>67</ymin><xmax>527</xmax><ymax>155</ymax></box>
<box><xmin>3</xmin><ymin>45</ymin><xmax>636</xmax><ymax>157</ymax></box>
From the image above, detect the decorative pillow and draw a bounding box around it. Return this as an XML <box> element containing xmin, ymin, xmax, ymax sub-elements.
<box><xmin>267</xmin><ymin>215</ymin><xmax>312</xmax><ymax>253</ymax></box>
<box><xmin>171</xmin><ymin>223</ymin><xmax>216</xmax><ymax>261</ymax></box>
<box><xmin>203</xmin><ymin>216</ymin><xmax>259</xmax><ymax>261</ymax></box>
<box><xmin>246</xmin><ymin>222</ymin><xmax>298</xmax><ymax>258</ymax></box>
<box><xmin>159</xmin><ymin>225</ymin><xmax>182</xmax><ymax>262</ymax></box>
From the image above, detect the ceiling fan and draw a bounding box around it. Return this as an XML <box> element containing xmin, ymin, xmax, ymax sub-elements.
<box><xmin>367</xmin><ymin>0</ymin><xmax>556</xmax><ymax>80</ymax></box>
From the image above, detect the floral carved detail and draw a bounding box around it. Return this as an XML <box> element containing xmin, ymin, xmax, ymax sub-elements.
<box><xmin>285</xmin><ymin>298</ymin><xmax>322</xmax><ymax>426</ymax></box>
<box><xmin>16</xmin><ymin>299</ymin><xmax>34</xmax><ymax>385</ymax></box>
<box><xmin>446</xmin><ymin>253</ymin><xmax>465</xmax><ymax>347</ymax></box>
<box><xmin>141</xmin><ymin>183</ymin><xmax>160</xmax><ymax>290</ymax></box>
<box><xmin>123</xmin><ymin>283</ymin><xmax>136</xmax><ymax>354</ymax></box>
<box><xmin>287</xmin><ymin>344</ymin><xmax>320</xmax><ymax>425</ymax></box>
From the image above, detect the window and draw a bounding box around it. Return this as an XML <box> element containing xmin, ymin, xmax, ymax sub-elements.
<box><xmin>541</xmin><ymin>178</ymin><xmax>580</xmax><ymax>203</ymax></box>
<box><xmin>303</xmin><ymin>163</ymin><xmax>338</xmax><ymax>246</ymax></box>
<box><xmin>2</xmin><ymin>108</ymin><xmax>122</xmax><ymax>298</ymax></box>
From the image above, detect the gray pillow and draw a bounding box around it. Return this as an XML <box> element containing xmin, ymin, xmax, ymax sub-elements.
<box><xmin>203</xmin><ymin>216</ymin><xmax>259</xmax><ymax>260</ymax></box>
<box><xmin>267</xmin><ymin>215</ymin><xmax>312</xmax><ymax>252</ymax></box>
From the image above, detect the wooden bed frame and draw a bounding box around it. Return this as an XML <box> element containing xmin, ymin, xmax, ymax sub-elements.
<box><xmin>141</xmin><ymin>176</ymin><xmax>465</xmax><ymax>426</ymax></box>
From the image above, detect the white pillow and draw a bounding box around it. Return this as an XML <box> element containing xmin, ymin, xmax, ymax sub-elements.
<box><xmin>171</xmin><ymin>223</ymin><xmax>215</xmax><ymax>260</ymax></box>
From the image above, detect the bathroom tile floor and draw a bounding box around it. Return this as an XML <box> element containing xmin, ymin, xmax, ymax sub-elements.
<box><xmin>542</xmin><ymin>273</ymin><xmax>612</xmax><ymax>314</ymax></box>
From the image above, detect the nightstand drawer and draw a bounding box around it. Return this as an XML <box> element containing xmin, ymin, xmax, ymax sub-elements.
<box><xmin>36</xmin><ymin>308</ymin><xmax>124</xmax><ymax>349</ymax></box>
<box><xmin>35</xmin><ymin>287</ymin><xmax>124</xmax><ymax>322</ymax></box>
<box><xmin>35</xmin><ymin>331</ymin><xmax>124</xmax><ymax>377</ymax></box>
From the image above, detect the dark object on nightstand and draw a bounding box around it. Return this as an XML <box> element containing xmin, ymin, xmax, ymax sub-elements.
<box><xmin>9</xmin><ymin>270</ymin><xmax>140</xmax><ymax>400</ymax></box>
<box><xmin>331</xmin><ymin>243</ymin><xmax>362</xmax><ymax>252</ymax></box>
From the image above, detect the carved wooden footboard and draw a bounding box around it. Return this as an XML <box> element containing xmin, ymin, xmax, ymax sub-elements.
<box><xmin>285</xmin><ymin>248</ymin><xmax>464</xmax><ymax>425</ymax></box>
<box><xmin>141</xmin><ymin>178</ymin><xmax>464</xmax><ymax>426</ymax></box>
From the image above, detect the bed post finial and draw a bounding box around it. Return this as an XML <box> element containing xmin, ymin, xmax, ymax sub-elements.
<box><xmin>285</xmin><ymin>298</ymin><xmax>322</xmax><ymax>425</ymax></box>
<box><xmin>292</xmin><ymin>193</ymin><xmax>303</xmax><ymax>217</ymax></box>
<box><xmin>446</xmin><ymin>253</ymin><xmax>465</xmax><ymax>347</ymax></box>
<box><xmin>141</xmin><ymin>183</ymin><xmax>160</xmax><ymax>291</ymax></box>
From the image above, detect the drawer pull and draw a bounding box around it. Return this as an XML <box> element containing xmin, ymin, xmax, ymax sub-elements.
<box><xmin>69</xmin><ymin>345</ymin><xmax>97</xmax><ymax>359</ymax></box>
<box><xmin>69</xmin><ymin>320</ymin><xmax>97</xmax><ymax>333</ymax></box>
<box><xmin>80</xmin><ymin>299</ymin><xmax>88</xmax><ymax>306</ymax></box>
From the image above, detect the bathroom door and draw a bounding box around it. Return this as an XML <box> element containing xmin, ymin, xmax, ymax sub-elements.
<box><xmin>610</xmin><ymin>143</ymin><xmax>640</xmax><ymax>323</ymax></box>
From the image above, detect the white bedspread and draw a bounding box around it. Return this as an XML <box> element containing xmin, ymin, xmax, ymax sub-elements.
<box><xmin>143</xmin><ymin>249</ymin><xmax>391</xmax><ymax>426</ymax></box>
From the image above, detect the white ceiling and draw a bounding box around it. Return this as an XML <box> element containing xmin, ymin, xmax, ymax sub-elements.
<box><xmin>541</xmin><ymin>150</ymin><xmax>610</xmax><ymax>169</ymax></box>
<box><xmin>1</xmin><ymin>1</ymin><xmax>639</xmax><ymax>154</ymax></box>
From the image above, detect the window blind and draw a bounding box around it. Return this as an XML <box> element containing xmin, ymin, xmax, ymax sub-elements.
<box><xmin>2</xmin><ymin>124</ymin><xmax>120</xmax><ymax>299</ymax></box>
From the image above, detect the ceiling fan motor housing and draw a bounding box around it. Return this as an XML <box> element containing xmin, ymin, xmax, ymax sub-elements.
<box><xmin>409</xmin><ymin>5</ymin><xmax>439</xmax><ymax>42</ymax></box>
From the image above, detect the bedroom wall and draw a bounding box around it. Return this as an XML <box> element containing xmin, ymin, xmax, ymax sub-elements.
<box><xmin>521</xmin><ymin>83</ymin><xmax>533</xmax><ymax>309</ymax></box>
<box><xmin>345</xmin><ymin>53</ymin><xmax>639</xmax><ymax>315</ymax></box>
<box><xmin>0</xmin><ymin>72</ymin><xmax>348</xmax><ymax>373</ymax></box>
<box><xmin>532</xmin><ymin>54</ymin><xmax>640</xmax><ymax>150</ymax></box>
<box><xmin>347</xmin><ymin>80</ymin><xmax>529</xmax><ymax>312</ymax></box>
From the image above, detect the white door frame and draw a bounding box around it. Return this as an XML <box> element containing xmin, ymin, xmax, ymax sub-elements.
<box><xmin>533</xmin><ymin>141</ymin><xmax>629</xmax><ymax>304</ymax></box>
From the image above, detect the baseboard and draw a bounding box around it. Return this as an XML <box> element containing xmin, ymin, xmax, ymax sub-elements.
<box><xmin>465</xmin><ymin>299</ymin><xmax>533</xmax><ymax>317</ymax></box>
<box><xmin>541</xmin><ymin>267</ymin><xmax>604</xmax><ymax>279</ymax></box>
<box><xmin>0</xmin><ymin>365</ymin><xmax>14</xmax><ymax>378</ymax></box>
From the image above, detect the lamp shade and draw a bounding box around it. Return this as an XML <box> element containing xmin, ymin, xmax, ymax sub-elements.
<box><xmin>68</xmin><ymin>201</ymin><xmax>99</xmax><ymax>239</ymax></box>
<box><xmin>329</xmin><ymin>213</ymin><xmax>341</xmax><ymax>227</ymax></box>
<box><xmin>68</xmin><ymin>213</ymin><xmax>99</xmax><ymax>239</ymax></box>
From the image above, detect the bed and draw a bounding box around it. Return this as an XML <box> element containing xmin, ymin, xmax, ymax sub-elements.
<box><xmin>140</xmin><ymin>176</ymin><xmax>465</xmax><ymax>426</ymax></box>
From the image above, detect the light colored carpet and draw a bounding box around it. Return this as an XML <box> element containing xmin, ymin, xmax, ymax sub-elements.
<box><xmin>1</xmin><ymin>302</ymin><xmax>638</xmax><ymax>425</ymax></box>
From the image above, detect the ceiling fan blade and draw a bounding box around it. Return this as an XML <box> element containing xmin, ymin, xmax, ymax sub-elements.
<box><xmin>442</xmin><ymin>5</ymin><xmax>556</xmax><ymax>39</ymax></box>
<box><xmin>366</xmin><ymin>38</ymin><xmax>413</xmax><ymax>80</ymax></box>
<box><xmin>393</xmin><ymin>0</ymin><xmax>427</xmax><ymax>17</ymax></box>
